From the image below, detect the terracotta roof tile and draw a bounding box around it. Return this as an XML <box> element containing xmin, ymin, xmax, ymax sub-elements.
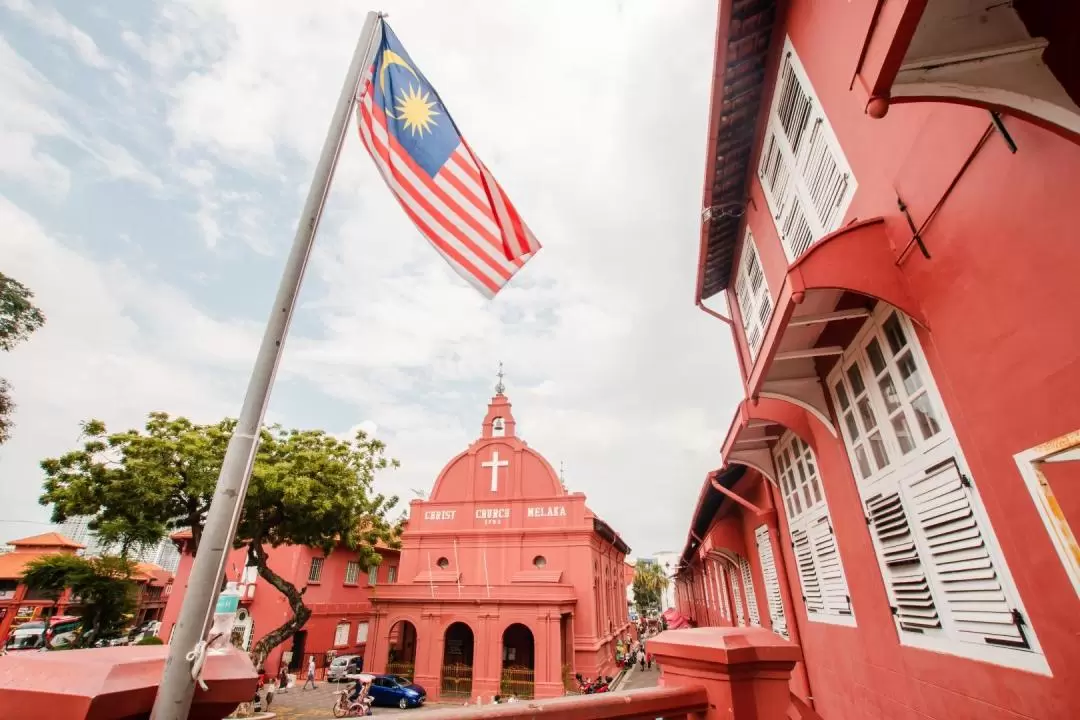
<box><xmin>8</xmin><ymin>532</ymin><xmax>85</xmax><ymax>549</ymax></box>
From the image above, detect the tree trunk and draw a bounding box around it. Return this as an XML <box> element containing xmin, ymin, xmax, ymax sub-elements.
<box><xmin>247</xmin><ymin>541</ymin><xmax>311</xmax><ymax>671</ymax></box>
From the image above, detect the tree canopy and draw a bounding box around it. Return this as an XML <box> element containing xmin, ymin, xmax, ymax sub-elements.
<box><xmin>632</xmin><ymin>559</ymin><xmax>670</xmax><ymax>616</ymax></box>
<box><xmin>20</xmin><ymin>554</ymin><xmax>136</xmax><ymax>648</ymax></box>
<box><xmin>39</xmin><ymin>413</ymin><xmax>402</xmax><ymax>665</ymax></box>
<box><xmin>40</xmin><ymin>413</ymin><xmax>232</xmax><ymax>555</ymax></box>
<box><xmin>0</xmin><ymin>271</ymin><xmax>46</xmax><ymax>445</ymax></box>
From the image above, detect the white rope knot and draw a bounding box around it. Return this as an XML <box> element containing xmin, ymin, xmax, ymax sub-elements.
<box><xmin>186</xmin><ymin>640</ymin><xmax>210</xmax><ymax>691</ymax></box>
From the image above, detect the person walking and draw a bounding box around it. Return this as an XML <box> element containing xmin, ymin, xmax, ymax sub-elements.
<box><xmin>302</xmin><ymin>655</ymin><xmax>317</xmax><ymax>690</ymax></box>
<box><xmin>278</xmin><ymin>664</ymin><xmax>290</xmax><ymax>693</ymax></box>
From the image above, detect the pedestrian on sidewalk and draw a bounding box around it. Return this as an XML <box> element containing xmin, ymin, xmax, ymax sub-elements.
<box><xmin>302</xmin><ymin>656</ymin><xmax>317</xmax><ymax>690</ymax></box>
<box><xmin>278</xmin><ymin>664</ymin><xmax>290</xmax><ymax>693</ymax></box>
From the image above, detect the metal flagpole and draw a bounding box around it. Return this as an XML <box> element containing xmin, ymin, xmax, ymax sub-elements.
<box><xmin>150</xmin><ymin>12</ymin><xmax>383</xmax><ymax>719</ymax></box>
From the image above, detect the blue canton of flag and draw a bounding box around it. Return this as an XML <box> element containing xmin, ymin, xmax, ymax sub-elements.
<box><xmin>355</xmin><ymin>20</ymin><xmax>541</xmax><ymax>297</ymax></box>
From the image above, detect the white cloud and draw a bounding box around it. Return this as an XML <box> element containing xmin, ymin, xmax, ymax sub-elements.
<box><xmin>2</xmin><ymin>0</ymin><xmax>110</xmax><ymax>69</ymax></box>
<box><xmin>0</xmin><ymin>197</ymin><xmax>250</xmax><ymax>543</ymax></box>
<box><xmin>0</xmin><ymin>0</ymin><xmax>742</xmax><ymax>556</ymax></box>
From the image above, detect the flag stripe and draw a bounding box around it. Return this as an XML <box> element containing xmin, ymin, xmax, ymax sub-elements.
<box><xmin>359</xmin><ymin>98</ymin><xmax>519</xmax><ymax>275</ymax></box>
<box><xmin>354</xmin><ymin>30</ymin><xmax>541</xmax><ymax>298</ymax></box>
<box><xmin>356</xmin><ymin>110</ymin><xmax>505</xmax><ymax>294</ymax></box>
<box><xmin>358</xmin><ymin>100</ymin><xmax>517</xmax><ymax>281</ymax></box>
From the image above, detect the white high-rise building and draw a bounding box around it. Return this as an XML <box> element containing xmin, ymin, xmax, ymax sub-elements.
<box><xmin>57</xmin><ymin>517</ymin><xmax>181</xmax><ymax>573</ymax></box>
<box><xmin>652</xmin><ymin>551</ymin><xmax>680</xmax><ymax>612</ymax></box>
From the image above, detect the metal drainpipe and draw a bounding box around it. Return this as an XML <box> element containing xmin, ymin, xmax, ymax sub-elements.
<box><xmin>764</xmin><ymin>479</ymin><xmax>816</xmax><ymax>709</ymax></box>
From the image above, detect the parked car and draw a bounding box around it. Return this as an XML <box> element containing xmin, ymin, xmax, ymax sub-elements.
<box><xmin>327</xmin><ymin>654</ymin><xmax>364</xmax><ymax>682</ymax></box>
<box><xmin>3</xmin><ymin>616</ymin><xmax>81</xmax><ymax>652</ymax></box>
<box><xmin>366</xmin><ymin>674</ymin><xmax>426</xmax><ymax>709</ymax></box>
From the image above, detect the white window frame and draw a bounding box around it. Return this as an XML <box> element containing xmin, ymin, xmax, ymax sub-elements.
<box><xmin>368</xmin><ymin>566</ymin><xmax>378</xmax><ymax>586</ymax></box>
<box><xmin>828</xmin><ymin>305</ymin><xmax>1047</xmax><ymax>674</ymax></box>
<box><xmin>773</xmin><ymin>431</ymin><xmax>855</xmax><ymax>626</ymax></box>
<box><xmin>308</xmin><ymin>556</ymin><xmax>324</xmax><ymax>584</ymax></box>
<box><xmin>739</xmin><ymin>556</ymin><xmax>761</xmax><ymax>626</ymax></box>
<box><xmin>344</xmin><ymin>561</ymin><xmax>360</xmax><ymax>585</ymax></box>
<box><xmin>757</xmin><ymin>36</ymin><xmax>857</xmax><ymax>263</ymax></box>
<box><xmin>388</xmin><ymin>566</ymin><xmax>398</xmax><ymax>584</ymax></box>
<box><xmin>734</xmin><ymin>229</ymin><xmax>773</xmax><ymax>360</ymax></box>
<box><xmin>334</xmin><ymin>621</ymin><xmax>350</xmax><ymax>647</ymax></box>
<box><xmin>356</xmin><ymin>621</ymin><xmax>369</xmax><ymax>644</ymax></box>
<box><xmin>754</xmin><ymin>525</ymin><xmax>789</xmax><ymax>639</ymax></box>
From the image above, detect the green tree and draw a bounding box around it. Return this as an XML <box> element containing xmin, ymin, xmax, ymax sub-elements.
<box><xmin>243</xmin><ymin>425</ymin><xmax>401</xmax><ymax>668</ymax></box>
<box><xmin>40</xmin><ymin>414</ymin><xmax>233</xmax><ymax>555</ymax></box>
<box><xmin>20</xmin><ymin>554</ymin><xmax>136</xmax><ymax>648</ymax></box>
<box><xmin>632</xmin><ymin>559</ymin><xmax>669</xmax><ymax>616</ymax></box>
<box><xmin>0</xmin><ymin>272</ymin><xmax>46</xmax><ymax>445</ymax></box>
<box><xmin>39</xmin><ymin>414</ymin><xmax>401</xmax><ymax>666</ymax></box>
<box><xmin>16</xmin><ymin>553</ymin><xmax>83</xmax><ymax>648</ymax></box>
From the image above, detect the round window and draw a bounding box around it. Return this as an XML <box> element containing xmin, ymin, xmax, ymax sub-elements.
<box><xmin>533</xmin><ymin>555</ymin><xmax>547</xmax><ymax>568</ymax></box>
<box><xmin>436</xmin><ymin>557</ymin><xmax>450</xmax><ymax>569</ymax></box>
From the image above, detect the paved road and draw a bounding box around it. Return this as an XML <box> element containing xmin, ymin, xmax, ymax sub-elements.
<box><xmin>616</xmin><ymin>663</ymin><xmax>660</xmax><ymax>692</ymax></box>
<box><xmin>268</xmin><ymin>682</ymin><xmax>443</xmax><ymax>719</ymax></box>
<box><xmin>269</xmin><ymin>667</ymin><xmax>661</xmax><ymax>719</ymax></box>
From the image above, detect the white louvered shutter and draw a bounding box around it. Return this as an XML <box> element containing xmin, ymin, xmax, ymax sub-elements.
<box><xmin>791</xmin><ymin>526</ymin><xmax>824</xmax><ymax>614</ymax></box>
<box><xmin>732</xmin><ymin>563</ymin><xmax>746</xmax><ymax>626</ymax></box>
<box><xmin>717</xmin><ymin>563</ymin><xmax>732</xmax><ymax>622</ymax></box>
<box><xmin>906</xmin><ymin>462</ymin><xmax>1029</xmax><ymax>648</ymax></box>
<box><xmin>808</xmin><ymin>515</ymin><xmax>853</xmax><ymax>616</ymax></box>
<box><xmin>740</xmin><ymin>556</ymin><xmax>761</xmax><ymax>626</ymax></box>
<box><xmin>755</xmin><ymin>526</ymin><xmax>789</xmax><ymax>638</ymax></box>
<box><xmin>866</xmin><ymin>484</ymin><xmax>943</xmax><ymax>633</ymax></box>
<box><xmin>734</xmin><ymin>230</ymin><xmax>772</xmax><ymax>359</ymax></box>
<box><xmin>758</xmin><ymin>38</ymin><xmax>855</xmax><ymax>262</ymax></box>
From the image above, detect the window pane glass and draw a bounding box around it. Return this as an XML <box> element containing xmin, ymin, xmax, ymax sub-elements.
<box><xmin>883</xmin><ymin>313</ymin><xmax>907</xmax><ymax>355</ymax></box>
<box><xmin>867</xmin><ymin>339</ymin><xmax>886</xmax><ymax>375</ymax></box>
<box><xmin>846</xmin><ymin>363</ymin><xmax>865</xmax><ymax>394</ymax></box>
<box><xmin>844</xmin><ymin>411</ymin><xmax>860</xmax><ymax>440</ymax></box>
<box><xmin>911</xmin><ymin>393</ymin><xmax>942</xmax><ymax>439</ymax></box>
<box><xmin>834</xmin><ymin>381</ymin><xmax>850</xmax><ymax>410</ymax></box>
<box><xmin>896</xmin><ymin>351</ymin><xmax>922</xmax><ymax>395</ymax></box>
<box><xmin>854</xmin><ymin>445</ymin><xmax>872</xmax><ymax>478</ymax></box>
<box><xmin>857</xmin><ymin>397</ymin><xmax>878</xmax><ymax>431</ymax></box>
<box><xmin>877</xmin><ymin>374</ymin><xmax>901</xmax><ymax>413</ymax></box>
<box><xmin>890</xmin><ymin>413</ymin><xmax>915</xmax><ymax>454</ymax></box>
<box><xmin>868</xmin><ymin>431</ymin><xmax>889</xmax><ymax>469</ymax></box>
<box><xmin>791</xmin><ymin>490</ymin><xmax>802</xmax><ymax>515</ymax></box>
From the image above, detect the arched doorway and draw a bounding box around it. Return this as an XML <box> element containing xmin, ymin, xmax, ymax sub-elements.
<box><xmin>440</xmin><ymin>622</ymin><xmax>474</xmax><ymax>700</ymax></box>
<box><xmin>500</xmin><ymin>623</ymin><xmax>535</xmax><ymax>699</ymax></box>
<box><xmin>386</xmin><ymin>620</ymin><xmax>417</xmax><ymax>680</ymax></box>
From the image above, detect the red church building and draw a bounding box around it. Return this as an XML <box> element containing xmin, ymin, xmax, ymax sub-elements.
<box><xmin>672</xmin><ymin>0</ymin><xmax>1080</xmax><ymax>718</ymax></box>
<box><xmin>365</xmin><ymin>383</ymin><xmax>631</xmax><ymax>702</ymax></box>
<box><xmin>159</xmin><ymin>533</ymin><xmax>400</xmax><ymax>676</ymax></box>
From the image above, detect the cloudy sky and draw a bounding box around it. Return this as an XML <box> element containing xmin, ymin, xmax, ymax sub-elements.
<box><xmin>0</xmin><ymin>0</ymin><xmax>740</xmax><ymax>557</ymax></box>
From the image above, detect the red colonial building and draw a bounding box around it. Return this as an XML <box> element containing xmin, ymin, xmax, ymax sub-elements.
<box><xmin>365</xmin><ymin>384</ymin><xmax>631</xmax><ymax>702</ymax></box>
<box><xmin>671</xmin><ymin>0</ymin><xmax>1080</xmax><ymax>718</ymax></box>
<box><xmin>159</xmin><ymin>532</ymin><xmax>400</xmax><ymax>675</ymax></box>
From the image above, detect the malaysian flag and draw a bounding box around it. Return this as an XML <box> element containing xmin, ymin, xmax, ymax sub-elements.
<box><xmin>355</xmin><ymin>20</ymin><xmax>541</xmax><ymax>297</ymax></box>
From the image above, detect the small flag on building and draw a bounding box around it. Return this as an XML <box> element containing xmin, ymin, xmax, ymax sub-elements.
<box><xmin>356</xmin><ymin>20</ymin><xmax>541</xmax><ymax>298</ymax></box>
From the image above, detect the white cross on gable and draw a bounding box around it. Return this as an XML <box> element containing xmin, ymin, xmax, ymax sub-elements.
<box><xmin>481</xmin><ymin>450</ymin><xmax>509</xmax><ymax>492</ymax></box>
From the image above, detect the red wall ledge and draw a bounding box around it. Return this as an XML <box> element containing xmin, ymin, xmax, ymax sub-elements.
<box><xmin>401</xmin><ymin>627</ymin><xmax>803</xmax><ymax>720</ymax></box>
<box><xmin>0</xmin><ymin>645</ymin><xmax>258</xmax><ymax>720</ymax></box>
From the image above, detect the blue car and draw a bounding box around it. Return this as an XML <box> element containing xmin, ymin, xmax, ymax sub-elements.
<box><xmin>367</xmin><ymin>674</ymin><xmax>426</xmax><ymax>709</ymax></box>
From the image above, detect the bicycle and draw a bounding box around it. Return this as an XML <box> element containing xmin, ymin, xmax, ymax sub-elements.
<box><xmin>332</xmin><ymin>689</ymin><xmax>373</xmax><ymax>717</ymax></box>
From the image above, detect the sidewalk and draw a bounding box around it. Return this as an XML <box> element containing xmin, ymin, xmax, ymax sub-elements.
<box><xmin>616</xmin><ymin>663</ymin><xmax>660</xmax><ymax>692</ymax></box>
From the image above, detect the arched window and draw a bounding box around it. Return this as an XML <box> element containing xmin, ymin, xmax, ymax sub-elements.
<box><xmin>492</xmin><ymin>417</ymin><xmax>506</xmax><ymax>437</ymax></box>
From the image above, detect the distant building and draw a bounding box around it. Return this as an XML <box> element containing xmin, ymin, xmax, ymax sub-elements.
<box><xmin>365</xmin><ymin>385</ymin><xmax>631</xmax><ymax>701</ymax></box>
<box><xmin>58</xmin><ymin>517</ymin><xmax>180</xmax><ymax>572</ymax></box>
<box><xmin>651</xmin><ymin>551</ymin><xmax>680</xmax><ymax>612</ymax></box>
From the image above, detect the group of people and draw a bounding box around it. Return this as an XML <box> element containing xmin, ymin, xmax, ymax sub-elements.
<box><xmin>616</xmin><ymin>630</ymin><xmax>654</xmax><ymax>672</ymax></box>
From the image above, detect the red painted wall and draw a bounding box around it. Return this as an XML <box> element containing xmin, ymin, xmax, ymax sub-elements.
<box><xmin>160</xmin><ymin>539</ymin><xmax>398</xmax><ymax>675</ymax></box>
<box><xmin>689</xmin><ymin>1</ymin><xmax>1080</xmax><ymax>718</ymax></box>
